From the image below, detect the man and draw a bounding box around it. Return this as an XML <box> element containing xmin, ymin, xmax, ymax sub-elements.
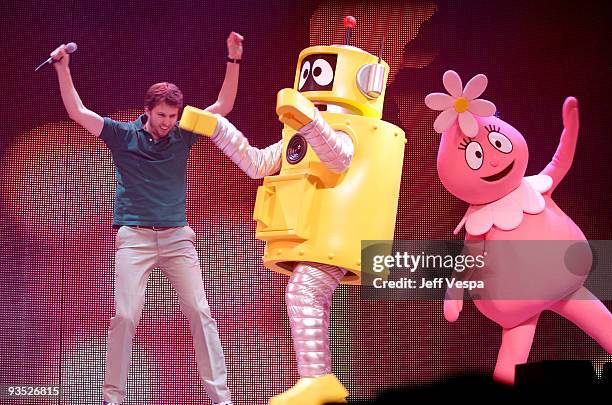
<box><xmin>50</xmin><ymin>32</ymin><xmax>243</xmax><ymax>405</ymax></box>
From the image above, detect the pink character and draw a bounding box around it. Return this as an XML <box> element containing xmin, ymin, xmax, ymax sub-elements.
<box><xmin>426</xmin><ymin>70</ymin><xmax>612</xmax><ymax>384</ymax></box>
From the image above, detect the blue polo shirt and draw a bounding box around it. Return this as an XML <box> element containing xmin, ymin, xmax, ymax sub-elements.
<box><xmin>99</xmin><ymin>115</ymin><xmax>200</xmax><ymax>227</ymax></box>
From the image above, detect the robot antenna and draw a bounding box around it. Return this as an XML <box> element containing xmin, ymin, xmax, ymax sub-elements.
<box><xmin>344</xmin><ymin>16</ymin><xmax>356</xmax><ymax>46</ymax></box>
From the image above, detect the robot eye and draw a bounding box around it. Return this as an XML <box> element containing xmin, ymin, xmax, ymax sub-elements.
<box><xmin>311</xmin><ymin>58</ymin><xmax>334</xmax><ymax>86</ymax></box>
<box><xmin>487</xmin><ymin>131</ymin><xmax>513</xmax><ymax>154</ymax></box>
<box><xmin>465</xmin><ymin>141</ymin><xmax>484</xmax><ymax>170</ymax></box>
<box><xmin>298</xmin><ymin>61</ymin><xmax>311</xmax><ymax>91</ymax></box>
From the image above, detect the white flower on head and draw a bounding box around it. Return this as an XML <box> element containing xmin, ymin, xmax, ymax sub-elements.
<box><xmin>425</xmin><ymin>70</ymin><xmax>497</xmax><ymax>137</ymax></box>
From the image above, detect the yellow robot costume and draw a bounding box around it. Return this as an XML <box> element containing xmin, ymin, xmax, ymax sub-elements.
<box><xmin>180</xmin><ymin>38</ymin><xmax>405</xmax><ymax>405</ymax></box>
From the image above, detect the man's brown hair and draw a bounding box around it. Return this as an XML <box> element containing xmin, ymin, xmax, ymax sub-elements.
<box><xmin>144</xmin><ymin>82</ymin><xmax>184</xmax><ymax>110</ymax></box>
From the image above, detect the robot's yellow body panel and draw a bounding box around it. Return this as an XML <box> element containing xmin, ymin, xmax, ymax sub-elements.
<box><xmin>253</xmin><ymin>113</ymin><xmax>405</xmax><ymax>285</ymax></box>
<box><xmin>252</xmin><ymin>44</ymin><xmax>405</xmax><ymax>286</ymax></box>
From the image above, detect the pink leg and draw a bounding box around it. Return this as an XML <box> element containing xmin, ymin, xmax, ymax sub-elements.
<box><xmin>285</xmin><ymin>262</ymin><xmax>346</xmax><ymax>377</ymax></box>
<box><xmin>493</xmin><ymin>314</ymin><xmax>540</xmax><ymax>385</ymax></box>
<box><xmin>549</xmin><ymin>287</ymin><xmax>612</xmax><ymax>353</ymax></box>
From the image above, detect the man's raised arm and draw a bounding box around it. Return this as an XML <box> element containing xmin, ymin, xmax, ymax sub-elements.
<box><xmin>51</xmin><ymin>44</ymin><xmax>104</xmax><ymax>136</ymax></box>
<box><xmin>204</xmin><ymin>32</ymin><xmax>243</xmax><ymax>117</ymax></box>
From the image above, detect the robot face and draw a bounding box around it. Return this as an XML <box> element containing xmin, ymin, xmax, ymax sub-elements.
<box><xmin>297</xmin><ymin>53</ymin><xmax>338</xmax><ymax>92</ymax></box>
<box><xmin>436</xmin><ymin>116</ymin><xmax>529</xmax><ymax>205</ymax></box>
<box><xmin>293</xmin><ymin>46</ymin><xmax>388</xmax><ymax>118</ymax></box>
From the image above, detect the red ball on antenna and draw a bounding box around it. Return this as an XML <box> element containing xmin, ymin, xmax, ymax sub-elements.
<box><xmin>344</xmin><ymin>16</ymin><xmax>356</xmax><ymax>28</ymax></box>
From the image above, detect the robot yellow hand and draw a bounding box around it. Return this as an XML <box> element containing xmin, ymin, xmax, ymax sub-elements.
<box><xmin>276</xmin><ymin>88</ymin><xmax>316</xmax><ymax>130</ymax></box>
<box><xmin>179</xmin><ymin>106</ymin><xmax>218</xmax><ymax>137</ymax></box>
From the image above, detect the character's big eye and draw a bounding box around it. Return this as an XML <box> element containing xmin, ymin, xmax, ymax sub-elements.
<box><xmin>487</xmin><ymin>131</ymin><xmax>513</xmax><ymax>154</ymax></box>
<box><xmin>298</xmin><ymin>61</ymin><xmax>311</xmax><ymax>90</ymax></box>
<box><xmin>465</xmin><ymin>141</ymin><xmax>484</xmax><ymax>170</ymax></box>
<box><xmin>311</xmin><ymin>58</ymin><xmax>334</xmax><ymax>86</ymax></box>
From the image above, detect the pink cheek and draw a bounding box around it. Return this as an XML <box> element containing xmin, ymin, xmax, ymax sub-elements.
<box><xmin>515</xmin><ymin>152</ymin><xmax>529</xmax><ymax>168</ymax></box>
<box><xmin>458</xmin><ymin>163</ymin><xmax>483</xmax><ymax>185</ymax></box>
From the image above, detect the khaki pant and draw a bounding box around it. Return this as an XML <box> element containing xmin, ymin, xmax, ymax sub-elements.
<box><xmin>103</xmin><ymin>226</ymin><xmax>231</xmax><ymax>404</ymax></box>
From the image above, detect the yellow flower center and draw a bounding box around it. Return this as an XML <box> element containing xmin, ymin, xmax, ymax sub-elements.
<box><xmin>454</xmin><ymin>97</ymin><xmax>469</xmax><ymax>113</ymax></box>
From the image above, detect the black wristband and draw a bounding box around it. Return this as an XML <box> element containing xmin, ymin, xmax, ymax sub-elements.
<box><xmin>227</xmin><ymin>57</ymin><xmax>241</xmax><ymax>64</ymax></box>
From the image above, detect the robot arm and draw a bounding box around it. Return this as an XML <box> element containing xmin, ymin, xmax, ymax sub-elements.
<box><xmin>277</xmin><ymin>88</ymin><xmax>354</xmax><ymax>173</ymax></box>
<box><xmin>213</xmin><ymin>106</ymin><xmax>354</xmax><ymax>178</ymax></box>
<box><xmin>299</xmin><ymin>108</ymin><xmax>354</xmax><ymax>173</ymax></box>
<box><xmin>212</xmin><ymin>115</ymin><xmax>282</xmax><ymax>179</ymax></box>
<box><xmin>179</xmin><ymin>106</ymin><xmax>282</xmax><ymax>179</ymax></box>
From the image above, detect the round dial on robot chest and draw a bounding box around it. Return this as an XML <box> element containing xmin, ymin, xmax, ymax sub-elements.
<box><xmin>286</xmin><ymin>134</ymin><xmax>308</xmax><ymax>164</ymax></box>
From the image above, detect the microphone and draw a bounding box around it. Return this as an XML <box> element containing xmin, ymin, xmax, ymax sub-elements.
<box><xmin>35</xmin><ymin>42</ymin><xmax>78</xmax><ymax>72</ymax></box>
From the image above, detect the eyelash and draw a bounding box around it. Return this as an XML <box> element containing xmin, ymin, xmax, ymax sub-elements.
<box><xmin>458</xmin><ymin>137</ymin><xmax>471</xmax><ymax>150</ymax></box>
<box><xmin>484</xmin><ymin>124</ymin><xmax>501</xmax><ymax>133</ymax></box>
<box><xmin>459</xmin><ymin>126</ymin><xmax>504</xmax><ymax>149</ymax></box>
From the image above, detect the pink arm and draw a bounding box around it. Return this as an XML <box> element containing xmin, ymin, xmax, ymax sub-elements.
<box><xmin>443</xmin><ymin>233</ymin><xmax>485</xmax><ymax>322</ymax></box>
<box><xmin>540</xmin><ymin>97</ymin><xmax>579</xmax><ymax>193</ymax></box>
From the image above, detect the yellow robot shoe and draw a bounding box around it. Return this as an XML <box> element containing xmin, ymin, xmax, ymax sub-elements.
<box><xmin>268</xmin><ymin>374</ymin><xmax>349</xmax><ymax>405</ymax></box>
